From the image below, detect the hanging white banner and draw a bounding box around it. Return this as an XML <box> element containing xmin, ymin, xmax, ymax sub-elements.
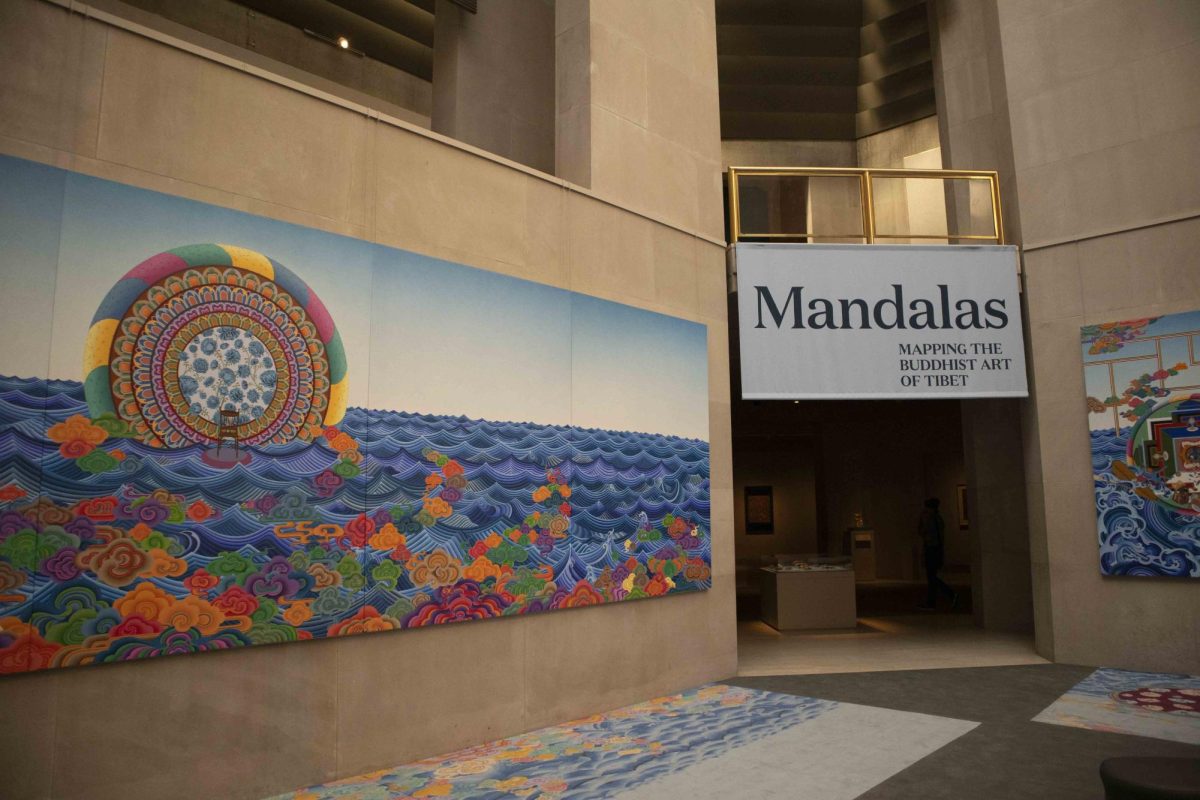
<box><xmin>736</xmin><ymin>243</ymin><xmax>1028</xmax><ymax>399</ymax></box>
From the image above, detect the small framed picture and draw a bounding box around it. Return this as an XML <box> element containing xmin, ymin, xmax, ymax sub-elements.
<box><xmin>957</xmin><ymin>484</ymin><xmax>969</xmax><ymax>530</ymax></box>
<box><xmin>745</xmin><ymin>485</ymin><xmax>773</xmax><ymax>534</ymax></box>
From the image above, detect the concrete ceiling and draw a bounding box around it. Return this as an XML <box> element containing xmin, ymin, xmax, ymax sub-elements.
<box><xmin>716</xmin><ymin>0</ymin><xmax>936</xmax><ymax>141</ymax></box>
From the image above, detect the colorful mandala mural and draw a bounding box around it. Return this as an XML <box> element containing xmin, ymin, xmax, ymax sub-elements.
<box><xmin>84</xmin><ymin>244</ymin><xmax>346</xmax><ymax>449</ymax></box>
<box><xmin>0</xmin><ymin>233</ymin><xmax>711</xmax><ymax>675</ymax></box>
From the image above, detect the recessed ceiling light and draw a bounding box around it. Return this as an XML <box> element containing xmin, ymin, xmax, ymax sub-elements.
<box><xmin>337</xmin><ymin>36</ymin><xmax>350</xmax><ymax>49</ymax></box>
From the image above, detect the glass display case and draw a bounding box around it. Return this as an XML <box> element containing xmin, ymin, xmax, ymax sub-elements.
<box><xmin>762</xmin><ymin>553</ymin><xmax>853</xmax><ymax>573</ymax></box>
<box><xmin>760</xmin><ymin>552</ymin><xmax>857</xmax><ymax>630</ymax></box>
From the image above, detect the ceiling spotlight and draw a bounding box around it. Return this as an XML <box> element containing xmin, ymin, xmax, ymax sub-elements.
<box><xmin>303</xmin><ymin>29</ymin><xmax>363</xmax><ymax>56</ymax></box>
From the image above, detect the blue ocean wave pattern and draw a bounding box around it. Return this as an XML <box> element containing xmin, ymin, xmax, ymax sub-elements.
<box><xmin>267</xmin><ymin>684</ymin><xmax>836</xmax><ymax>800</ymax></box>
<box><xmin>0</xmin><ymin>376</ymin><xmax>710</xmax><ymax>673</ymax></box>
<box><xmin>1091</xmin><ymin>428</ymin><xmax>1200</xmax><ymax>578</ymax></box>
<box><xmin>1069</xmin><ymin>668</ymin><xmax>1200</xmax><ymax>700</ymax></box>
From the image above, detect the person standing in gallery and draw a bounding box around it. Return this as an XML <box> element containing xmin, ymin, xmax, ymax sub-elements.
<box><xmin>917</xmin><ymin>497</ymin><xmax>957</xmax><ymax>610</ymax></box>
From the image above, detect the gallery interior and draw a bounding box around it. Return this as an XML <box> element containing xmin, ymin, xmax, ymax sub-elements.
<box><xmin>0</xmin><ymin>1</ymin><xmax>1196</xmax><ymax>799</ymax></box>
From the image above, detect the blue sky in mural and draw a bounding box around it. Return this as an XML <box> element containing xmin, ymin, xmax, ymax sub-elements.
<box><xmin>0</xmin><ymin>154</ymin><xmax>707</xmax><ymax>440</ymax></box>
<box><xmin>1082</xmin><ymin>312</ymin><xmax>1200</xmax><ymax>366</ymax></box>
<box><xmin>369</xmin><ymin>248</ymin><xmax>573</xmax><ymax>431</ymax></box>
<box><xmin>0</xmin><ymin>157</ymin><xmax>65</xmax><ymax>383</ymax></box>
<box><xmin>572</xmin><ymin>293</ymin><xmax>709</xmax><ymax>440</ymax></box>
<box><xmin>1083</xmin><ymin>310</ymin><xmax>1200</xmax><ymax>433</ymax></box>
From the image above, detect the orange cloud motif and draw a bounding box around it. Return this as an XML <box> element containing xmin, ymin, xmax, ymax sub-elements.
<box><xmin>46</xmin><ymin>415</ymin><xmax>108</xmax><ymax>458</ymax></box>
<box><xmin>77</xmin><ymin>539</ymin><xmax>149</xmax><ymax>587</ymax></box>
<box><xmin>408</xmin><ymin>550</ymin><xmax>462</xmax><ymax>588</ymax></box>
<box><xmin>115</xmin><ymin>581</ymin><xmax>174</xmax><ymax>621</ymax></box>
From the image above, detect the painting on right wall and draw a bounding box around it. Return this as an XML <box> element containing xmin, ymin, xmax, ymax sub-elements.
<box><xmin>1082</xmin><ymin>311</ymin><xmax>1200</xmax><ymax>578</ymax></box>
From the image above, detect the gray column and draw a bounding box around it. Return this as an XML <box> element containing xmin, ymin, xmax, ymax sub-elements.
<box><xmin>432</xmin><ymin>0</ymin><xmax>555</xmax><ymax>173</ymax></box>
<box><xmin>929</xmin><ymin>0</ymin><xmax>1041</xmax><ymax>639</ymax></box>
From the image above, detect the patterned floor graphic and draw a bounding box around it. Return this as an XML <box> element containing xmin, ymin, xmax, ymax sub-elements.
<box><xmin>270</xmin><ymin>684</ymin><xmax>977</xmax><ymax>800</ymax></box>
<box><xmin>1033</xmin><ymin>668</ymin><xmax>1200</xmax><ymax>745</ymax></box>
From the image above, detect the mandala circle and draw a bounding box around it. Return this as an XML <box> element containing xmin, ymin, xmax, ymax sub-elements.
<box><xmin>176</xmin><ymin>326</ymin><xmax>277</xmax><ymax>423</ymax></box>
<box><xmin>83</xmin><ymin>244</ymin><xmax>347</xmax><ymax>448</ymax></box>
<box><xmin>1115</xmin><ymin>687</ymin><xmax>1200</xmax><ymax>714</ymax></box>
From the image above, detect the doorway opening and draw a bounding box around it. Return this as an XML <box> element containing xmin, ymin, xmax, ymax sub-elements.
<box><xmin>723</xmin><ymin>162</ymin><xmax>1040</xmax><ymax>675</ymax></box>
<box><xmin>730</xmin><ymin>344</ymin><xmax>1043</xmax><ymax>674</ymax></box>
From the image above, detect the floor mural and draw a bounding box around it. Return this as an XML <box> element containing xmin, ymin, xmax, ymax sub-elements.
<box><xmin>269</xmin><ymin>684</ymin><xmax>977</xmax><ymax>800</ymax></box>
<box><xmin>1033</xmin><ymin>667</ymin><xmax>1200</xmax><ymax>745</ymax></box>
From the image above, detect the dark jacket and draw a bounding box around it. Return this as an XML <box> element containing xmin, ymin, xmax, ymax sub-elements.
<box><xmin>919</xmin><ymin>510</ymin><xmax>945</xmax><ymax>567</ymax></box>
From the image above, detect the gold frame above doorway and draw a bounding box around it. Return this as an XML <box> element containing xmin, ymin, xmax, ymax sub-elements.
<box><xmin>726</xmin><ymin>166</ymin><xmax>1005</xmax><ymax>245</ymax></box>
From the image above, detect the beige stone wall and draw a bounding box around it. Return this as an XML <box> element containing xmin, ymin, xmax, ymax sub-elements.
<box><xmin>720</xmin><ymin>139</ymin><xmax>857</xmax><ymax>169</ymax></box>
<box><xmin>933</xmin><ymin>0</ymin><xmax>1200</xmax><ymax>668</ymax></box>
<box><xmin>996</xmin><ymin>0</ymin><xmax>1200</xmax><ymax>251</ymax></box>
<box><xmin>720</xmin><ymin>140</ymin><xmax>862</xmax><ymax>242</ymax></box>
<box><xmin>855</xmin><ymin>115</ymin><xmax>942</xmax><ymax>170</ymax></box>
<box><xmin>929</xmin><ymin>0</ymin><xmax>1023</xmax><ymax>242</ymax></box>
<box><xmin>432</xmin><ymin>0</ymin><xmax>555</xmax><ymax>173</ymax></box>
<box><xmin>997</xmin><ymin>0</ymin><xmax>1200</xmax><ymax>673</ymax></box>
<box><xmin>83</xmin><ymin>0</ymin><xmax>433</xmax><ymax>128</ymax></box>
<box><xmin>1024</xmin><ymin>219</ymin><xmax>1200</xmax><ymax>673</ymax></box>
<box><xmin>857</xmin><ymin>117</ymin><xmax>947</xmax><ymax>244</ymax></box>
<box><xmin>931</xmin><ymin>0</ymin><xmax>1037</xmax><ymax>637</ymax></box>
<box><xmin>561</xmin><ymin>0</ymin><xmax>724</xmax><ymax>237</ymax></box>
<box><xmin>0</xmin><ymin>1</ymin><xmax>736</xmax><ymax>798</ymax></box>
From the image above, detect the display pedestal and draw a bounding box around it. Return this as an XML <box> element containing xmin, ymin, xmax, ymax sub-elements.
<box><xmin>759</xmin><ymin>567</ymin><xmax>857</xmax><ymax>630</ymax></box>
<box><xmin>850</xmin><ymin>528</ymin><xmax>876</xmax><ymax>581</ymax></box>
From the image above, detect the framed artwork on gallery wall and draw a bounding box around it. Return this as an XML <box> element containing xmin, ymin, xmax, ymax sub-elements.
<box><xmin>1081</xmin><ymin>310</ymin><xmax>1200</xmax><ymax>578</ymax></box>
<box><xmin>745</xmin><ymin>485</ymin><xmax>774</xmax><ymax>534</ymax></box>
<box><xmin>957</xmin><ymin>484</ymin><xmax>969</xmax><ymax>530</ymax></box>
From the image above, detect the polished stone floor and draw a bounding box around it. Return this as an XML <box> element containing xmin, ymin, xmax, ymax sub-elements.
<box><xmin>737</xmin><ymin>613</ymin><xmax>1049</xmax><ymax>677</ymax></box>
<box><xmin>268</xmin><ymin>663</ymin><xmax>1198</xmax><ymax>799</ymax></box>
<box><xmin>730</xmin><ymin>664</ymin><xmax>1200</xmax><ymax>799</ymax></box>
<box><xmin>270</xmin><ymin>664</ymin><xmax>1199</xmax><ymax>799</ymax></box>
